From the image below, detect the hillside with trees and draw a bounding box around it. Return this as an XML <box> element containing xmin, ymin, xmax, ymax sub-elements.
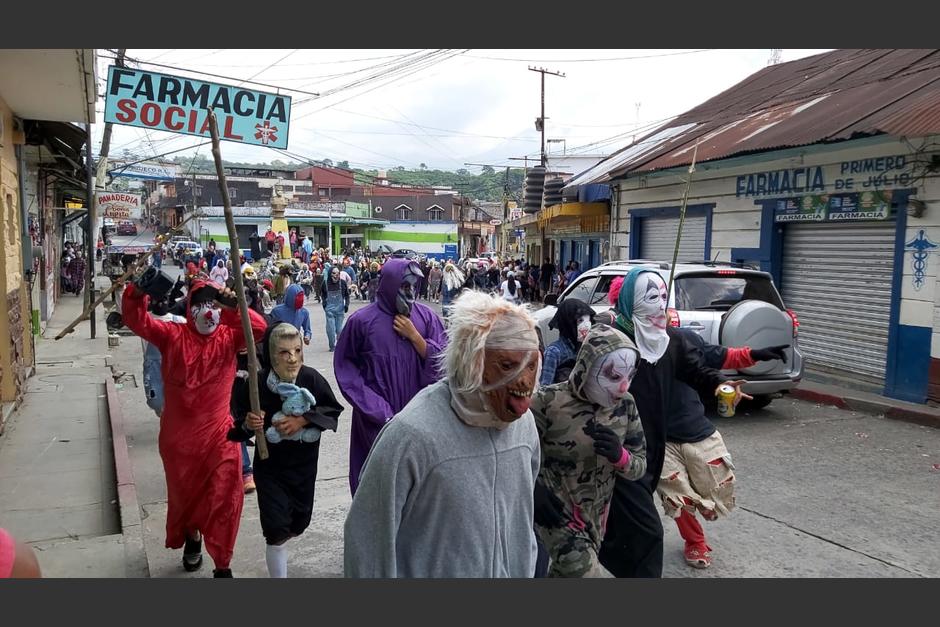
<box><xmin>154</xmin><ymin>153</ymin><xmax>525</xmax><ymax>202</ymax></box>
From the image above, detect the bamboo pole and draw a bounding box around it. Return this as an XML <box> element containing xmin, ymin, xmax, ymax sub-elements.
<box><xmin>207</xmin><ymin>109</ymin><xmax>269</xmax><ymax>460</ymax></box>
<box><xmin>666</xmin><ymin>140</ymin><xmax>701</xmax><ymax>296</ymax></box>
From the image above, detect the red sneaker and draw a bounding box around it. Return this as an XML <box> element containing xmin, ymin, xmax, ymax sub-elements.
<box><xmin>684</xmin><ymin>543</ymin><xmax>712</xmax><ymax>569</ymax></box>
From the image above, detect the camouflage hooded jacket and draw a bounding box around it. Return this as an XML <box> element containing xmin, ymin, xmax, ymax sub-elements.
<box><xmin>530</xmin><ymin>325</ymin><xmax>647</xmax><ymax>547</ymax></box>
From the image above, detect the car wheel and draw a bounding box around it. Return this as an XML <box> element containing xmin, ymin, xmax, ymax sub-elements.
<box><xmin>740</xmin><ymin>394</ymin><xmax>773</xmax><ymax>411</ymax></box>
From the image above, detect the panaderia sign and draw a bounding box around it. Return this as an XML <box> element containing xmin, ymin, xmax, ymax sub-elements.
<box><xmin>96</xmin><ymin>192</ymin><xmax>141</xmax><ymax>220</ymax></box>
<box><xmin>104</xmin><ymin>66</ymin><xmax>291</xmax><ymax>149</ymax></box>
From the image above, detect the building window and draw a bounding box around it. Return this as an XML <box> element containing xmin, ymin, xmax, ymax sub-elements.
<box><xmin>194</xmin><ymin>185</ymin><xmax>203</xmax><ymax>198</ymax></box>
<box><xmin>395</xmin><ymin>203</ymin><xmax>412</xmax><ymax>220</ymax></box>
<box><xmin>228</xmin><ymin>187</ymin><xmax>237</xmax><ymax>199</ymax></box>
<box><xmin>428</xmin><ymin>207</ymin><xmax>443</xmax><ymax>221</ymax></box>
<box><xmin>374</xmin><ymin>206</ymin><xmax>383</xmax><ymax>213</ymax></box>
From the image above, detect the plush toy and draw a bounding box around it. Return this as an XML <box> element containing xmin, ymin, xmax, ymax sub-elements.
<box><xmin>265</xmin><ymin>382</ymin><xmax>320</xmax><ymax>444</ymax></box>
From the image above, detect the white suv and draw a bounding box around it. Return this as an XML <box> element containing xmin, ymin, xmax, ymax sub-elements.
<box><xmin>534</xmin><ymin>260</ymin><xmax>803</xmax><ymax>409</ymax></box>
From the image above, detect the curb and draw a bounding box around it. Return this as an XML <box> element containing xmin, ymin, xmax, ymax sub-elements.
<box><xmin>790</xmin><ymin>387</ymin><xmax>940</xmax><ymax>429</ymax></box>
<box><xmin>105</xmin><ymin>377</ymin><xmax>151</xmax><ymax>577</ymax></box>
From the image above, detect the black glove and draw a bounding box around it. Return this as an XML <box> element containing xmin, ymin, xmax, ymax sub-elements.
<box><xmin>584</xmin><ymin>423</ymin><xmax>624</xmax><ymax>464</ymax></box>
<box><xmin>533</xmin><ymin>479</ymin><xmax>566</xmax><ymax>528</ymax></box>
<box><xmin>750</xmin><ymin>345</ymin><xmax>789</xmax><ymax>363</ymax></box>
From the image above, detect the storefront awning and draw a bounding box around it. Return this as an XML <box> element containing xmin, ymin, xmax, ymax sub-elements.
<box><xmin>538</xmin><ymin>202</ymin><xmax>608</xmax><ymax>227</ymax></box>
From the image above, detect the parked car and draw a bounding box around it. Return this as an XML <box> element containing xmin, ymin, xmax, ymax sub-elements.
<box><xmin>172</xmin><ymin>240</ymin><xmax>203</xmax><ymax>267</ymax></box>
<box><xmin>391</xmin><ymin>248</ymin><xmax>419</xmax><ymax>260</ymax></box>
<box><xmin>534</xmin><ymin>260</ymin><xmax>803</xmax><ymax>409</ymax></box>
<box><xmin>117</xmin><ymin>220</ymin><xmax>137</xmax><ymax>236</ymax></box>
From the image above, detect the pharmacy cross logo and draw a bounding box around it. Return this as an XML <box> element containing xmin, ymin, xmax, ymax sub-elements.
<box><xmin>254</xmin><ymin>121</ymin><xmax>279</xmax><ymax>145</ymax></box>
<box><xmin>905</xmin><ymin>229</ymin><xmax>938</xmax><ymax>291</ymax></box>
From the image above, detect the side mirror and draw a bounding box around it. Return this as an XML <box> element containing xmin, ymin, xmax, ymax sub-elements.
<box><xmin>544</xmin><ymin>294</ymin><xmax>558</xmax><ymax>307</ymax></box>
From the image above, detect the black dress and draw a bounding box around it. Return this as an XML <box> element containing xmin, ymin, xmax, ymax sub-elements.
<box><xmin>230</xmin><ymin>365</ymin><xmax>344</xmax><ymax>545</ymax></box>
<box><xmin>598</xmin><ymin>327</ymin><xmax>726</xmax><ymax>578</ymax></box>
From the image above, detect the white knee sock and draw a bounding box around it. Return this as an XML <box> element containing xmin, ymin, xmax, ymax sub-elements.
<box><xmin>265</xmin><ymin>543</ymin><xmax>288</xmax><ymax>578</ymax></box>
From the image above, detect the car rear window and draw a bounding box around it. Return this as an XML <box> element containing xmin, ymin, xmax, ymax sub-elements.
<box><xmin>674</xmin><ymin>273</ymin><xmax>783</xmax><ymax>310</ymax></box>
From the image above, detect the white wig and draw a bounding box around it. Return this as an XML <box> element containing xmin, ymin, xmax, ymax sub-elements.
<box><xmin>442</xmin><ymin>290</ymin><xmax>540</xmax><ymax>394</ymax></box>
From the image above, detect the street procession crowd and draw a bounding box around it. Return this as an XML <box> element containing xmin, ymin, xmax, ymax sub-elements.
<box><xmin>0</xmin><ymin>224</ymin><xmax>787</xmax><ymax>580</ymax></box>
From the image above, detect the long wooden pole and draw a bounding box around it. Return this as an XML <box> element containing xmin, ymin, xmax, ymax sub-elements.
<box><xmin>207</xmin><ymin>110</ymin><xmax>268</xmax><ymax>460</ymax></box>
<box><xmin>55</xmin><ymin>210</ymin><xmax>201</xmax><ymax>340</ymax></box>
<box><xmin>666</xmin><ymin>140</ymin><xmax>701</xmax><ymax>296</ymax></box>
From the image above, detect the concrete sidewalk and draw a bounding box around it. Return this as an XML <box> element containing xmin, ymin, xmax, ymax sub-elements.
<box><xmin>791</xmin><ymin>379</ymin><xmax>940</xmax><ymax>429</ymax></box>
<box><xmin>0</xmin><ymin>292</ymin><xmax>147</xmax><ymax>577</ymax></box>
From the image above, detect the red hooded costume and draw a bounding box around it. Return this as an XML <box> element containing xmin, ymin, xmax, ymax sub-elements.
<box><xmin>122</xmin><ymin>279</ymin><xmax>267</xmax><ymax>569</ymax></box>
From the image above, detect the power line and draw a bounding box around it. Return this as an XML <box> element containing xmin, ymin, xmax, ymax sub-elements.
<box><xmin>467</xmin><ymin>49</ymin><xmax>718</xmax><ymax>63</ymax></box>
<box><xmin>100</xmin><ymin>50</ymin><xmax>321</xmax><ymax>97</ymax></box>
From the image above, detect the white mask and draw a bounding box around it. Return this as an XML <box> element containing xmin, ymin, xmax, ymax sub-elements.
<box><xmin>576</xmin><ymin>315</ymin><xmax>592</xmax><ymax>343</ymax></box>
<box><xmin>191</xmin><ymin>303</ymin><xmax>221</xmax><ymax>335</ymax></box>
<box><xmin>582</xmin><ymin>348</ymin><xmax>638</xmax><ymax>408</ymax></box>
<box><xmin>632</xmin><ymin>273</ymin><xmax>670</xmax><ymax>363</ymax></box>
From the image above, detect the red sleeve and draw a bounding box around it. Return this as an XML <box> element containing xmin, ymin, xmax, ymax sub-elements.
<box><xmin>722</xmin><ymin>346</ymin><xmax>756</xmax><ymax>370</ymax></box>
<box><xmin>220</xmin><ymin>306</ymin><xmax>267</xmax><ymax>353</ymax></box>
<box><xmin>121</xmin><ymin>283</ymin><xmax>178</xmax><ymax>353</ymax></box>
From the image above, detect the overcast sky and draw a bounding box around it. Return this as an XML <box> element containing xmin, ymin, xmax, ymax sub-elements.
<box><xmin>93</xmin><ymin>49</ymin><xmax>832</xmax><ymax>173</ymax></box>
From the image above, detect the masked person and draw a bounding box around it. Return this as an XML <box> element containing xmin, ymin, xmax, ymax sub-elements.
<box><xmin>321</xmin><ymin>266</ymin><xmax>349</xmax><ymax>352</ymax></box>
<box><xmin>660</xmin><ymin>326</ymin><xmax>787</xmax><ymax>569</ymax></box>
<box><xmin>540</xmin><ymin>298</ymin><xmax>595</xmax><ymax>386</ymax></box>
<box><xmin>344</xmin><ymin>291</ymin><xmax>541</xmax><ymax>577</ymax></box>
<box><xmin>334</xmin><ymin>258</ymin><xmax>447</xmax><ymax>495</ymax></box>
<box><xmin>531</xmin><ymin>325</ymin><xmax>646</xmax><ymax>577</ymax></box>
<box><xmin>229</xmin><ymin>322</ymin><xmax>343</xmax><ymax>578</ymax></box>
<box><xmin>270</xmin><ymin>284</ymin><xmax>312</xmax><ymax>346</ymax></box>
<box><xmin>591</xmin><ymin>268</ymin><xmax>747</xmax><ymax>578</ymax></box>
<box><xmin>122</xmin><ymin>278</ymin><xmax>267</xmax><ymax>578</ymax></box>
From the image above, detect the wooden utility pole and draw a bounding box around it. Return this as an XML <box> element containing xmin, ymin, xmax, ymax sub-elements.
<box><xmin>528</xmin><ymin>67</ymin><xmax>565</xmax><ymax>168</ymax></box>
<box><xmin>207</xmin><ymin>109</ymin><xmax>268</xmax><ymax>460</ymax></box>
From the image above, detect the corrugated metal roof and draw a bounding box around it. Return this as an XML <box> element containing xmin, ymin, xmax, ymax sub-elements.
<box><xmin>572</xmin><ymin>49</ymin><xmax>940</xmax><ymax>186</ymax></box>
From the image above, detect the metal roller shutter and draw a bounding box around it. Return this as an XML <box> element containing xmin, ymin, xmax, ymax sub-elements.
<box><xmin>781</xmin><ymin>222</ymin><xmax>895</xmax><ymax>386</ymax></box>
<box><xmin>639</xmin><ymin>215</ymin><xmax>707</xmax><ymax>262</ymax></box>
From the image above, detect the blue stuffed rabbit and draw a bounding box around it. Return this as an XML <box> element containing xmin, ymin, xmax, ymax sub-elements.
<box><xmin>265</xmin><ymin>382</ymin><xmax>320</xmax><ymax>444</ymax></box>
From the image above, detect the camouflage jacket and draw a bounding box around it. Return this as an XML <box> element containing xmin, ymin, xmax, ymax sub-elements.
<box><xmin>531</xmin><ymin>325</ymin><xmax>647</xmax><ymax>548</ymax></box>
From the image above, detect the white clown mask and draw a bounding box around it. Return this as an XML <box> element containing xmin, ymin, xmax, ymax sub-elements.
<box><xmin>632</xmin><ymin>272</ymin><xmax>669</xmax><ymax>363</ymax></box>
<box><xmin>576</xmin><ymin>315</ymin><xmax>592</xmax><ymax>343</ymax></box>
<box><xmin>582</xmin><ymin>347</ymin><xmax>639</xmax><ymax>408</ymax></box>
<box><xmin>191</xmin><ymin>303</ymin><xmax>221</xmax><ymax>335</ymax></box>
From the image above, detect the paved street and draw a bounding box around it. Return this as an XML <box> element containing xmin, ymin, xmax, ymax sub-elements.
<box><xmin>102</xmin><ymin>287</ymin><xmax>940</xmax><ymax>578</ymax></box>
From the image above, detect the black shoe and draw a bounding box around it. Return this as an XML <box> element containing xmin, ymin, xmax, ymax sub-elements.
<box><xmin>213</xmin><ymin>568</ymin><xmax>233</xmax><ymax>578</ymax></box>
<box><xmin>183</xmin><ymin>534</ymin><xmax>203</xmax><ymax>572</ymax></box>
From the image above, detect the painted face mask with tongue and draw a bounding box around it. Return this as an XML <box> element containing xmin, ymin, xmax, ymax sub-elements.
<box><xmin>576</xmin><ymin>315</ymin><xmax>592</xmax><ymax>343</ymax></box>
<box><xmin>617</xmin><ymin>269</ymin><xmax>670</xmax><ymax>364</ymax></box>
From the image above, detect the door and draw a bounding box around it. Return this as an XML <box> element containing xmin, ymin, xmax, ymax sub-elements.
<box><xmin>781</xmin><ymin>222</ymin><xmax>895</xmax><ymax>387</ymax></box>
<box><xmin>639</xmin><ymin>215</ymin><xmax>707</xmax><ymax>262</ymax></box>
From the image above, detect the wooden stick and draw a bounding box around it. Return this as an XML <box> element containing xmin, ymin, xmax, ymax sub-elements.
<box><xmin>666</xmin><ymin>140</ymin><xmax>701</xmax><ymax>297</ymax></box>
<box><xmin>207</xmin><ymin>110</ymin><xmax>269</xmax><ymax>460</ymax></box>
<box><xmin>55</xmin><ymin>211</ymin><xmax>201</xmax><ymax>340</ymax></box>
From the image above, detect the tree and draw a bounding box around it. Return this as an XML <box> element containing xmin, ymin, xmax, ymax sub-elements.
<box><xmin>420</xmin><ymin>163</ymin><xmax>427</xmax><ymax>170</ymax></box>
<box><xmin>322</xmin><ymin>158</ymin><xmax>333</xmax><ymax>167</ymax></box>
<box><xmin>337</xmin><ymin>160</ymin><xmax>350</xmax><ymax>169</ymax></box>
<box><xmin>481</xmin><ymin>165</ymin><xmax>495</xmax><ymax>175</ymax></box>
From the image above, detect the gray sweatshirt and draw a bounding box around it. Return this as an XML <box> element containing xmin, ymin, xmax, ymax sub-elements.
<box><xmin>344</xmin><ymin>379</ymin><xmax>540</xmax><ymax>578</ymax></box>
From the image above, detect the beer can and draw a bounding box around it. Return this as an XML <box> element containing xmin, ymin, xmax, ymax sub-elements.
<box><xmin>716</xmin><ymin>384</ymin><xmax>736</xmax><ymax>418</ymax></box>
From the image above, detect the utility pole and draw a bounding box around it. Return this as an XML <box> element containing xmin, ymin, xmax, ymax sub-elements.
<box><xmin>96</xmin><ymin>48</ymin><xmax>126</xmax><ymax>187</ymax></box>
<box><xmin>528</xmin><ymin>67</ymin><xmax>565</xmax><ymax>168</ymax></box>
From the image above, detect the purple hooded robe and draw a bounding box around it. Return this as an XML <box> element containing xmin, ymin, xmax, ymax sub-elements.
<box><xmin>333</xmin><ymin>258</ymin><xmax>447</xmax><ymax>494</ymax></box>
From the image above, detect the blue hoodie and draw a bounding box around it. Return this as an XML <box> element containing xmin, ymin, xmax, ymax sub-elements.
<box><xmin>270</xmin><ymin>283</ymin><xmax>311</xmax><ymax>340</ymax></box>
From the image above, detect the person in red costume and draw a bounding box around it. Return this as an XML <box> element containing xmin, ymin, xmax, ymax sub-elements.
<box><xmin>122</xmin><ymin>278</ymin><xmax>267</xmax><ymax>577</ymax></box>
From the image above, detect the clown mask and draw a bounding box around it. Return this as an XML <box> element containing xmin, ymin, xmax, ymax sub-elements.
<box><xmin>576</xmin><ymin>315</ymin><xmax>592</xmax><ymax>343</ymax></box>
<box><xmin>634</xmin><ymin>273</ymin><xmax>669</xmax><ymax>330</ymax></box>
<box><xmin>582</xmin><ymin>348</ymin><xmax>639</xmax><ymax>408</ymax></box>
<box><xmin>191</xmin><ymin>302</ymin><xmax>221</xmax><ymax>335</ymax></box>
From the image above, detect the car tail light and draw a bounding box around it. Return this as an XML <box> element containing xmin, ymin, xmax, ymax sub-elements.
<box><xmin>667</xmin><ymin>307</ymin><xmax>680</xmax><ymax>327</ymax></box>
<box><xmin>786</xmin><ymin>308</ymin><xmax>799</xmax><ymax>337</ymax></box>
<box><xmin>717</xmin><ymin>269</ymin><xmax>737</xmax><ymax>275</ymax></box>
